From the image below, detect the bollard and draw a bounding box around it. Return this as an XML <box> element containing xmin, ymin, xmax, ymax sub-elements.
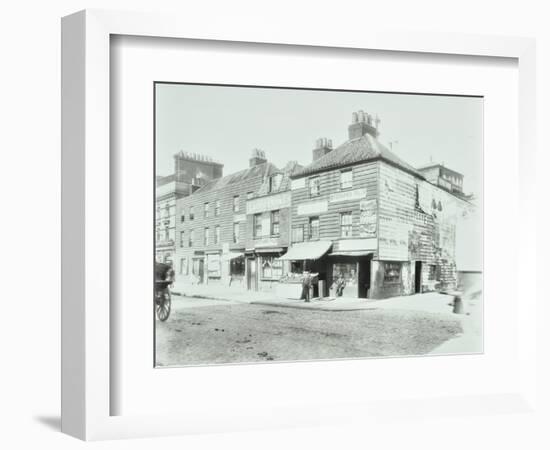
<box><xmin>452</xmin><ymin>295</ymin><xmax>464</xmax><ymax>314</ymax></box>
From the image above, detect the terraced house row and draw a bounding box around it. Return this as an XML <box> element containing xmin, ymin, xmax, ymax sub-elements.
<box><xmin>158</xmin><ymin>111</ymin><xmax>474</xmax><ymax>299</ymax></box>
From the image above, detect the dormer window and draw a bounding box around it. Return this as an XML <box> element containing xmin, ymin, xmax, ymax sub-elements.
<box><xmin>269</xmin><ymin>173</ymin><xmax>283</xmax><ymax>193</ymax></box>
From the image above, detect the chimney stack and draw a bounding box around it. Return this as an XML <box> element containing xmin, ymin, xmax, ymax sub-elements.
<box><xmin>348</xmin><ymin>110</ymin><xmax>380</xmax><ymax>140</ymax></box>
<box><xmin>312</xmin><ymin>137</ymin><xmax>333</xmax><ymax>161</ymax></box>
<box><xmin>249</xmin><ymin>148</ymin><xmax>267</xmax><ymax>167</ymax></box>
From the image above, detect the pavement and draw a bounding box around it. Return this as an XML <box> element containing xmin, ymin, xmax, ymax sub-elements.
<box><xmin>172</xmin><ymin>279</ymin><xmax>469</xmax><ymax>314</ymax></box>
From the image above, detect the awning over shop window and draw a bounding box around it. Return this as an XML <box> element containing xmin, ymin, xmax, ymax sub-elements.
<box><xmin>279</xmin><ymin>241</ymin><xmax>332</xmax><ymax>260</ymax></box>
<box><xmin>330</xmin><ymin>251</ymin><xmax>374</xmax><ymax>257</ymax></box>
<box><xmin>255</xmin><ymin>247</ymin><xmax>285</xmax><ymax>254</ymax></box>
<box><xmin>229</xmin><ymin>252</ymin><xmax>245</xmax><ymax>259</ymax></box>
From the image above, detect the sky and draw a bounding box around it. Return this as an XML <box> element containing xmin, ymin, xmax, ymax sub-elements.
<box><xmin>155</xmin><ymin>83</ymin><xmax>483</xmax><ymax>199</ymax></box>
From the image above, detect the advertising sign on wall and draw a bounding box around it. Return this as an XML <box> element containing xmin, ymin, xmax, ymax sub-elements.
<box><xmin>359</xmin><ymin>198</ymin><xmax>377</xmax><ymax>237</ymax></box>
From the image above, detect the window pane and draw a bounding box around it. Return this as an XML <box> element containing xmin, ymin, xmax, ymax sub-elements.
<box><xmin>340</xmin><ymin>170</ymin><xmax>353</xmax><ymax>189</ymax></box>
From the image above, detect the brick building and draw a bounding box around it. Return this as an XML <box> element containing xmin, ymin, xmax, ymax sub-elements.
<box><xmin>174</xmin><ymin>150</ymin><xmax>299</xmax><ymax>292</ymax></box>
<box><xmin>283</xmin><ymin>110</ymin><xmax>471</xmax><ymax>299</ymax></box>
<box><xmin>155</xmin><ymin>152</ymin><xmax>223</xmax><ymax>264</ymax></box>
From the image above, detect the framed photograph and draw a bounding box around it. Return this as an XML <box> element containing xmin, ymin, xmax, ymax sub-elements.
<box><xmin>61</xmin><ymin>9</ymin><xmax>537</xmax><ymax>440</ymax></box>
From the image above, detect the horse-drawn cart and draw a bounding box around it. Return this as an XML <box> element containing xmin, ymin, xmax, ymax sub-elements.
<box><xmin>155</xmin><ymin>262</ymin><xmax>174</xmax><ymax>321</ymax></box>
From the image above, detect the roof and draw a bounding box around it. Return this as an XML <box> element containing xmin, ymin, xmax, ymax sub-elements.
<box><xmin>417</xmin><ymin>162</ymin><xmax>464</xmax><ymax>178</ymax></box>
<box><xmin>291</xmin><ymin>134</ymin><xmax>424</xmax><ymax>179</ymax></box>
<box><xmin>254</xmin><ymin>160</ymin><xmax>304</xmax><ymax>197</ymax></box>
<box><xmin>193</xmin><ymin>162</ymin><xmax>279</xmax><ymax>194</ymax></box>
<box><xmin>279</xmin><ymin>241</ymin><xmax>332</xmax><ymax>260</ymax></box>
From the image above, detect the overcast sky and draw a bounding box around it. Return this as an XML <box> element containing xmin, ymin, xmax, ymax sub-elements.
<box><xmin>155</xmin><ymin>83</ymin><xmax>483</xmax><ymax>199</ymax></box>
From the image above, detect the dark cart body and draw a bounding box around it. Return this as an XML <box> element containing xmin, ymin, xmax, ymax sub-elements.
<box><xmin>155</xmin><ymin>263</ymin><xmax>174</xmax><ymax>321</ymax></box>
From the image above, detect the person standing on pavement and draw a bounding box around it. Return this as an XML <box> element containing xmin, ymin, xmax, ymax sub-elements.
<box><xmin>301</xmin><ymin>271</ymin><xmax>312</xmax><ymax>302</ymax></box>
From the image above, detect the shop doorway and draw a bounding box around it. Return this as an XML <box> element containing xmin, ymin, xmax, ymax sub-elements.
<box><xmin>414</xmin><ymin>261</ymin><xmax>422</xmax><ymax>293</ymax></box>
<box><xmin>193</xmin><ymin>258</ymin><xmax>204</xmax><ymax>284</ymax></box>
<box><xmin>358</xmin><ymin>256</ymin><xmax>372</xmax><ymax>298</ymax></box>
<box><xmin>247</xmin><ymin>258</ymin><xmax>258</xmax><ymax>291</ymax></box>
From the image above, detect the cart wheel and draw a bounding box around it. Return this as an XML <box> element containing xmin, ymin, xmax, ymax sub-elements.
<box><xmin>156</xmin><ymin>289</ymin><xmax>171</xmax><ymax>321</ymax></box>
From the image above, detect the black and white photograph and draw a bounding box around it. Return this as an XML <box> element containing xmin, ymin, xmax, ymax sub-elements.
<box><xmin>154</xmin><ymin>82</ymin><xmax>483</xmax><ymax>367</ymax></box>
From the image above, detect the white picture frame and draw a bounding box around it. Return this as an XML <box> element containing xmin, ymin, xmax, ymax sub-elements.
<box><xmin>61</xmin><ymin>9</ymin><xmax>537</xmax><ymax>441</ymax></box>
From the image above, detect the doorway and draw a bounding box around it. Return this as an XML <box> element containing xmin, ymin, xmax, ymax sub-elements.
<box><xmin>414</xmin><ymin>261</ymin><xmax>422</xmax><ymax>293</ymax></box>
<box><xmin>247</xmin><ymin>258</ymin><xmax>257</xmax><ymax>291</ymax></box>
<box><xmin>358</xmin><ymin>256</ymin><xmax>372</xmax><ymax>298</ymax></box>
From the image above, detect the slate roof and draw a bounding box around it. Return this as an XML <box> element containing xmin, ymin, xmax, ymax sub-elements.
<box><xmin>291</xmin><ymin>134</ymin><xmax>424</xmax><ymax>179</ymax></box>
<box><xmin>193</xmin><ymin>162</ymin><xmax>279</xmax><ymax>194</ymax></box>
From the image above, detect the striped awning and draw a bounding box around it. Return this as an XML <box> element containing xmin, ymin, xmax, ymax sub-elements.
<box><xmin>279</xmin><ymin>241</ymin><xmax>332</xmax><ymax>260</ymax></box>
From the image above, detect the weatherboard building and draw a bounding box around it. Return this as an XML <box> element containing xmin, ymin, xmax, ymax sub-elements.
<box><xmin>282</xmin><ymin>111</ymin><xmax>472</xmax><ymax>299</ymax></box>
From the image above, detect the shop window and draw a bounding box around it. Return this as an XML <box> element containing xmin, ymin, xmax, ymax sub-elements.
<box><xmin>204</xmin><ymin>227</ymin><xmax>210</xmax><ymax>246</ymax></box>
<box><xmin>253</xmin><ymin>213</ymin><xmax>262</xmax><ymax>238</ymax></box>
<box><xmin>332</xmin><ymin>262</ymin><xmax>357</xmax><ymax>284</ymax></box>
<box><xmin>215</xmin><ymin>199</ymin><xmax>220</xmax><ymax>217</ymax></box>
<box><xmin>230</xmin><ymin>256</ymin><xmax>245</xmax><ymax>276</ymax></box>
<box><xmin>340</xmin><ymin>212</ymin><xmax>353</xmax><ymax>237</ymax></box>
<box><xmin>291</xmin><ymin>260</ymin><xmax>304</xmax><ymax>274</ymax></box>
<box><xmin>384</xmin><ymin>262</ymin><xmax>402</xmax><ymax>284</ymax></box>
<box><xmin>204</xmin><ymin>202</ymin><xmax>210</xmax><ymax>218</ymax></box>
<box><xmin>214</xmin><ymin>225</ymin><xmax>220</xmax><ymax>244</ymax></box>
<box><xmin>233</xmin><ymin>222</ymin><xmax>240</xmax><ymax>243</ymax></box>
<box><xmin>262</xmin><ymin>256</ymin><xmax>283</xmax><ymax>280</ymax></box>
<box><xmin>340</xmin><ymin>169</ymin><xmax>353</xmax><ymax>190</ymax></box>
<box><xmin>271</xmin><ymin>210</ymin><xmax>280</xmax><ymax>236</ymax></box>
<box><xmin>233</xmin><ymin>195</ymin><xmax>240</xmax><ymax>212</ymax></box>
<box><xmin>309</xmin><ymin>176</ymin><xmax>320</xmax><ymax>197</ymax></box>
<box><xmin>309</xmin><ymin>216</ymin><xmax>320</xmax><ymax>240</ymax></box>
<box><xmin>180</xmin><ymin>257</ymin><xmax>188</xmax><ymax>275</ymax></box>
<box><xmin>207</xmin><ymin>254</ymin><xmax>221</xmax><ymax>278</ymax></box>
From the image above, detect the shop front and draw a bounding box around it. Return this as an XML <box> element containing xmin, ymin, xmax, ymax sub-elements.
<box><xmin>328</xmin><ymin>251</ymin><xmax>373</xmax><ymax>298</ymax></box>
<box><xmin>277</xmin><ymin>241</ymin><xmax>332</xmax><ymax>299</ymax></box>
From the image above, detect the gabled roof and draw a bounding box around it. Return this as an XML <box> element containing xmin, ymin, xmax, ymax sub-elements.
<box><xmin>193</xmin><ymin>162</ymin><xmax>279</xmax><ymax>194</ymax></box>
<box><xmin>254</xmin><ymin>160</ymin><xmax>304</xmax><ymax>197</ymax></box>
<box><xmin>291</xmin><ymin>134</ymin><xmax>424</xmax><ymax>179</ymax></box>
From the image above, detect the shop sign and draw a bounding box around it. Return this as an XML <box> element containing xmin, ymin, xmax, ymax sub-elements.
<box><xmin>329</xmin><ymin>188</ymin><xmax>367</xmax><ymax>203</ymax></box>
<box><xmin>291</xmin><ymin>178</ymin><xmax>306</xmax><ymax>190</ymax></box>
<box><xmin>359</xmin><ymin>198</ymin><xmax>377</xmax><ymax>238</ymax></box>
<box><xmin>254</xmin><ymin>237</ymin><xmax>278</xmax><ymax>248</ymax></box>
<box><xmin>246</xmin><ymin>191</ymin><xmax>291</xmax><ymax>215</ymax></box>
<box><xmin>233</xmin><ymin>214</ymin><xmax>246</xmax><ymax>223</ymax></box>
<box><xmin>338</xmin><ymin>238</ymin><xmax>377</xmax><ymax>251</ymax></box>
<box><xmin>297</xmin><ymin>200</ymin><xmax>328</xmax><ymax>216</ymax></box>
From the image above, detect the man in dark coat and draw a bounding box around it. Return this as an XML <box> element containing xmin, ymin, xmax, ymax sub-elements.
<box><xmin>301</xmin><ymin>271</ymin><xmax>312</xmax><ymax>302</ymax></box>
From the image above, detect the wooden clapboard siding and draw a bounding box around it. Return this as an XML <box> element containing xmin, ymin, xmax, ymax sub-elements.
<box><xmin>291</xmin><ymin>162</ymin><xmax>378</xmax><ymax>248</ymax></box>
<box><xmin>378</xmin><ymin>160</ymin><xmax>468</xmax><ymax>291</ymax></box>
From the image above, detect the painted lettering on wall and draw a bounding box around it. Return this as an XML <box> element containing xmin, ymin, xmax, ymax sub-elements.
<box><xmin>296</xmin><ymin>200</ymin><xmax>328</xmax><ymax>216</ymax></box>
<box><xmin>359</xmin><ymin>198</ymin><xmax>377</xmax><ymax>238</ymax></box>
<box><xmin>329</xmin><ymin>188</ymin><xmax>367</xmax><ymax>203</ymax></box>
